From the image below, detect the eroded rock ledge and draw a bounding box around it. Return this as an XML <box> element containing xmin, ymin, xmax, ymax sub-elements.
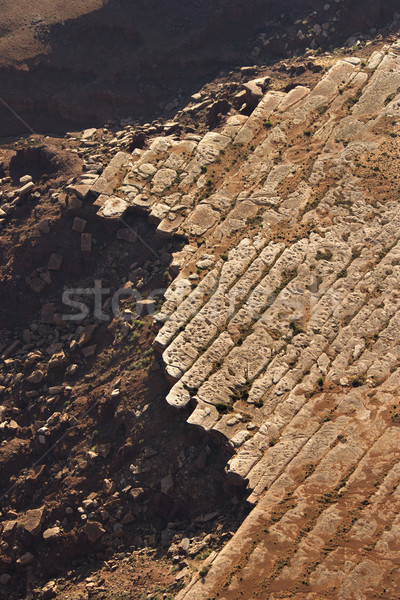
<box><xmin>80</xmin><ymin>37</ymin><xmax>400</xmax><ymax>598</ymax></box>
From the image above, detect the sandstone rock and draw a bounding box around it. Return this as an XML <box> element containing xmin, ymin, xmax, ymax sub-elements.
<box><xmin>83</xmin><ymin>521</ymin><xmax>105</xmax><ymax>543</ymax></box>
<box><xmin>29</xmin><ymin>277</ymin><xmax>47</xmax><ymax>294</ymax></box>
<box><xmin>82</xmin><ymin>128</ymin><xmax>97</xmax><ymax>140</ymax></box>
<box><xmin>67</xmin><ymin>183</ymin><xmax>90</xmax><ymax>200</ymax></box>
<box><xmin>26</xmin><ymin>370</ymin><xmax>44</xmax><ymax>385</ymax></box>
<box><xmin>48</xmin><ymin>253</ymin><xmax>63</xmax><ymax>271</ymax></box>
<box><xmin>48</xmin><ymin>351</ymin><xmax>66</xmax><ymax>369</ymax></box>
<box><xmin>26</xmin><ymin>465</ymin><xmax>46</xmax><ymax>483</ymax></box>
<box><xmin>40</xmin><ymin>580</ymin><xmax>57</xmax><ymax>599</ymax></box>
<box><xmin>130</xmin><ymin>487</ymin><xmax>144</xmax><ymax>500</ymax></box>
<box><xmin>186</xmin><ymin>204</ymin><xmax>219</xmax><ymax>236</ymax></box>
<box><xmin>175</xmin><ymin>566</ymin><xmax>190</xmax><ymax>581</ymax></box>
<box><xmin>196</xmin><ymin>254</ymin><xmax>216</xmax><ymax>270</ymax></box>
<box><xmin>243</xmin><ymin>78</ymin><xmax>269</xmax><ymax>109</ymax></box>
<box><xmin>121</xmin><ymin>512</ymin><xmax>134</xmax><ymax>525</ymax></box>
<box><xmin>17</xmin><ymin>181</ymin><xmax>34</xmax><ymax>197</ymax></box>
<box><xmin>41</xmin><ymin>303</ymin><xmax>56</xmax><ymax>324</ymax></box>
<box><xmin>67</xmin><ymin>195</ymin><xmax>83</xmax><ymax>210</ymax></box>
<box><xmin>180</xmin><ymin>538</ymin><xmax>190</xmax><ymax>553</ymax></box>
<box><xmin>138</xmin><ymin>162</ymin><xmax>157</xmax><ymax>176</ymax></box>
<box><xmin>43</xmin><ymin>526</ymin><xmax>61</xmax><ymax>541</ymax></box>
<box><xmin>38</xmin><ymin>219</ymin><xmax>51</xmax><ymax>234</ymax></box>
<box><xmin>21</xmin><ymin>507</ymin><xmax>45</xmax><ymax>536</ymax></box>
<box><xmin>103</xmin><ymin>478</ymin><xmax>116</xmax><ymax>495</ymax></box>
<box><xmin>136</xmin><ymin>299</ymin><xmax>156</xmax><ymax>315</ymax></box>
<box><xmin>2</xmin><ymin>520</ymin><xmax>16</xmax><ymax>537</ymax></box>
<box><xmin>17</xmin><ymin>552</ymin><xmax>34</xmax><ymax>566</ymax></box>
<box><xmin>152</xmin><ymin>168</ymin><xmax>177</xmax><ymax>193</ymax></box>
<box><xmin>72</xmin><ymin>217</ymin><xmax>87</xmax><ymax>232</ymax></box>
<box><xmin>78</xmin><ymin>324</ymin><xmax>97</xmax><ymax>347</ymax></box>
<box><xmin>96</xmin><ymin>195</ymin><xmax>129</xmax><ymax>219</ymax></box>
<box><xmin>91</xmin><ymin>151</ymin><xmax>130</xmax><ymax>196</ymax></box>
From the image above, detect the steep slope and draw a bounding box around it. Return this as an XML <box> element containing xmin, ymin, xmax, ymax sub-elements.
<box><xmin>0</xmin><ymin>0</ymin><xmax>399</xmax><ymax>136</ymax></box>
<box><xmin>1</xmin><ymin>27</ymin><xmax>400</xmax><ymax>600</ymax></box>
<box><xmin>77</xmin><ymin>37</ymin><xmax>400</xmax><ymax>599</ymax></box>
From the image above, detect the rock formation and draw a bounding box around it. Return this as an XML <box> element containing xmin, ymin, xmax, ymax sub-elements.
<box><xmin>0</xmin><ymin>9</ymin><xmax>400</xmax><ymax>600</ymax></box>
<box><xmin>87</xmin><ymin>38</ymin><xmax>400</xmax><ymax>599</ymax></box>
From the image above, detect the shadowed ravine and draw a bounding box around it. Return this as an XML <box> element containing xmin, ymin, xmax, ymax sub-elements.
<box><xmin>0</xmin><ymin>0</ymin><xmax>398</xmax><ymax>136</ymax></box>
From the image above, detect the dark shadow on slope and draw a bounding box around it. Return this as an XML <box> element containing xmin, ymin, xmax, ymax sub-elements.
<box><xmin>0</xmin><ymin>0</ymin><xmax>398</xmax><ymax>137</ymax></box>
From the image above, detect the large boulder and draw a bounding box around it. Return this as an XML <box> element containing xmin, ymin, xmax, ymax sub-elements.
<box><xmin>20</xmin><ymin>507</ymin><xmax>45</xmax><ymax>536</ymax></box>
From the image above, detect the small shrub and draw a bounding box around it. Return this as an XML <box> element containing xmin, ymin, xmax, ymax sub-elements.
<box><xmin>316</xmin><ymin>249</ymin><xmax>333</xmax><ymax>261</ymax></box>
<box><xmin>199</xmin><ymin>566</ymin><xmax>210</xmax><ymax>578</ymax></box>
<box><xmin>351</xmin><ymin>375</ymin><xmax>365</xmax><ymax>387</ymax></box>
<box><xmin>216</xmin><ymin>402</ymin><xmax>232</xmax><ymax>414</ymax></box>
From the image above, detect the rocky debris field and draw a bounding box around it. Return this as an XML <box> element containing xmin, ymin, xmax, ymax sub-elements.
<box><xmin>0</xmin><ymin>24</ymin><xmax>400</xmax><ymax>600</ymax></box>
<box><xmin>0</xmin><ymin>113</ymin><xmax>252</xmax><ymax>598</ymax></box>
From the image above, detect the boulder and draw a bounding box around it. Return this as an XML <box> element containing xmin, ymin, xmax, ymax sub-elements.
<box><xmin>41</xmin><ymin>303</ymin><xmax>56</xmax><ymax>324</ymax></box>
<box><xmin>2</xmin><ymin>520</ymin><xmax>16</xmax><ymax>537</ymax></box>
<box><xmin>48</xmin><ymin>253</ymin><xmax>63</xmax><ymax>271</ymax></box>
<box><xmin>72</xmin><ymin>217</ymin><xmax>87</xmax><ymax>232</ymax></box>
<box><xmin>82</xmin><ymin>128</ymin><xmax>97</xmax><ymax>140</ymax></box>
<box><xmin>48</xmin><ymin>351</ymin><xmax>66</xmax><ymax>369</ymax></box>
<box><xmin>83</xmin><ymin>521</ymin><xmax>105</xmax><ymax>543</ymax></box>
<box><xmin>21</xmin><ymin>507</ymin><xmax>45</xmax><ymax>536</ymax></box>
<box><xmin>180</xmin><ymin>538</ymin><xmax>190</xmax><ymax>553</ymax></box>
<box><xmin>17</xmin><ymin>552</ymin><xmax>34</xmax><ymax>566</ymax></box>
<box><xmin>43</xmin><ymin>526</ymin><xmax>61</xmax><ymax>541</ymax></box>
<box><xmin>17</xmin><ymin>181</ymin><xmax>34</xmax><ymax>197</ymax></box>
<box><xmin>243</xmin><ymin>77</ymin><xmax>270</xmax><ymax>110</ymax></box>
<box><xmin>67</xmin><ymin>183</ymin><xmax>90</xmax><ymax>200</ymax></box>
<box><xmin>26</xmin><ymin>370</ymin><xmax>44</xmax><ymax>385</ymax></box>
<box><xmin>38</xmin><ymin>219</ymin><xmax>51</xmax><ymax>234</ymax></box>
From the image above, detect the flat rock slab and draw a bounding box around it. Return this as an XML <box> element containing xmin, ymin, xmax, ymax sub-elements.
<box><xmin>95</xmin><ymin>195</ymin><xmax>129</xmax><ymax>219</ymax></box>
<box><xmin>48</xmin><ymin>253</ymin><xmax>63</xmax><ymax>271</ymax></box>
<box><xmin>186</xmin><ymin>204</ymin><xmax>219</xmax><ymax>236</ymax></box>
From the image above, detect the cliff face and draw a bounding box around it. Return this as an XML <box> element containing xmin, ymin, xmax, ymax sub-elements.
<box><xmin>0</xmin><ymin>0</ymin><xmax>398</xmax><ymax>136</ymax></box>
